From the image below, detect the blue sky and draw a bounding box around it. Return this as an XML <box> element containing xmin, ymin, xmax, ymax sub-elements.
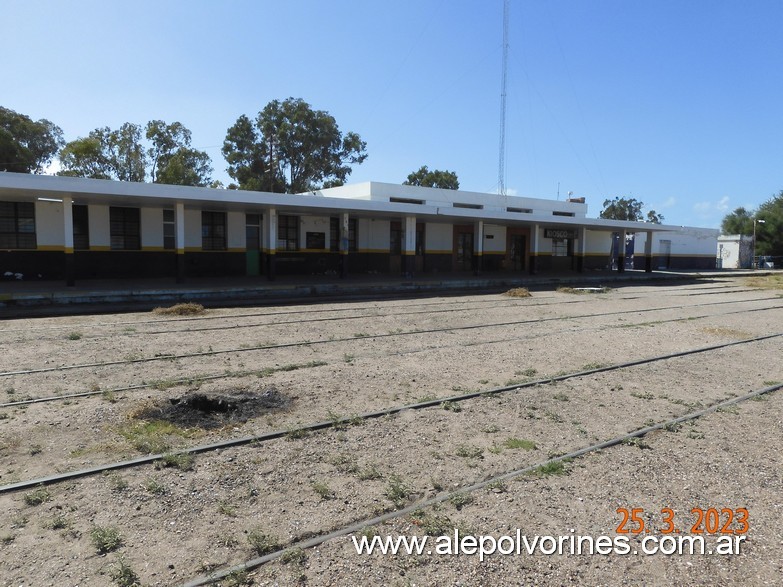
<box><xmin>3</xmin><ymin>0</ymin><xmax>782</xmax><ymax>228</ymax></box>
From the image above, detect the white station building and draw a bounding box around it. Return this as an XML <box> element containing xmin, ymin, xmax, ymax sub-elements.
<box><xmin>0</xmin><ymin>173</ymin><xmax>718</xmax><ymax>285</ymax></box>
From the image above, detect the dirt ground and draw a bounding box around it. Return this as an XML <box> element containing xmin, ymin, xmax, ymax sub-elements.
<box><xmin>0</xmin><ymin>275</ymin><xmax>781</xmax><ymax>586</ymax></box>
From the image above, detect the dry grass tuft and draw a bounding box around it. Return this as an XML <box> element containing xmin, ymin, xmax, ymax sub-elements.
<box><xmin>152</xmin><ymin>302</ymin><xmax>205</xmax><ymax>316</ymax></box>
<box><xmin>504</xmin><ymin>287</ymin><xmax>531</xmax><ymax>298</ymax></box>
<box><xmin>701</xmin><ymin>327</ymin><xmax>751</xmax><ymax>339</ymax></box>
<box><xmin>745</xmin><ymin>275</ymin><xmax>783</xmax><ymax>290</ymax></box>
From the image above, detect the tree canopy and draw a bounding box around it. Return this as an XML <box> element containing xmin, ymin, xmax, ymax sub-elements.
<box><xmin>222</xmin><ymin>98</ymin><xmax>367</xmax><ymax>193</ymax></box>
<box><xmin>720</xmin><ymin>207</ymin><xmax>754</xmax><ymax>236</ymax></box>
<box><xmin>403</xmin><ymin>166</ymin><xmax>459</xmax><ymax>190</ymax></box>
<box><xmin>599</xmin><ymin>196</ymin><xmax>663</xmax><ymax>223</ymax></box>
<box><xmin>58</xmin><ymin>121</ymin><xmax>212</xmax><ymax>186</ymax></box>
<box><xmin>722</xmin><ymin>191</ymin><xmax>783</xmax><ymax>256</ymax></box>
<box><xmin>0</xmin><ymin>107</ymin><xmax>64</xmax><ymax>173</ymax></box>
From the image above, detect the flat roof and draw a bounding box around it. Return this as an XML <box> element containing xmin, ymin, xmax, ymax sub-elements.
<box><xmin>0</xmin><ymin>172</ymin><xmax>706</xmax><ymax>234</ymax></box>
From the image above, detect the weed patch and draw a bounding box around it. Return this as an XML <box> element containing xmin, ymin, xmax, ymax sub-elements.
<box><xmin>504</xmin><ymin>287</ymin><xmax>531</xmax><ymax>298</ymax></box>
<box><xmin>385</xmin><ymin>474</ymin><xmax>414</xmax><ymax>507</ymax></box>
<box><xmin>533</xmin><ymin>460</ymin><xmax>568</xmax><ymax>476</ymax></box>
<box><xmin>152</xmin><ymin>302</ymin><xmax>205</xmax><ymax>316</ymax></box>
<box><xmin>504</xmin><ymin>438</ymin><xmax>536</xmax><ymax>450</ymax></box>
<box><xmin>91</xmin><ymin>526</ymin><xmax>122</xmax><ymax>553</ymax></box>
<box><xmin>109</xmin><ymin>556</ymin><xmax>140</xmax><ymax>587</ymax></box>
<box><xmin>24</xmin><ymin>486</ymin><xmax>51</xmax><ymax>506</ymax></box>
<box><xmin>247</xmin><ymin>529</ymin><xmax>279</xmax><ymax>555</ymax></box>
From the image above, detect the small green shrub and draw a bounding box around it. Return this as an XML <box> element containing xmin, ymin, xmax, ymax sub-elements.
<box><xmin>534</xmin><ymin>461</ymin><xmax>567</xmax><ymax>476</ymax></box>
<box><xmin>357</xmin><ymin>464</ymin><xmax>382</xmax><ymax>481</ymax></box>
<box><xmin>109</xmin><ymin>555</ymin><xmax>140</xmax><ymax>587</ymax></box>
<box><xmin>385</xmin><ymin>474</ymin><xmax>413</xmax><ymax>507</ymax></box>
<box><xmin>91</xmin><ymin>526</ymin><xmax>122</xmax><ymax>553</ymax></box>
<box><xmin>155</xmin><ymin>453</ymin><xmax>195</xmax><ymax>471</ymax></box>
<box><xmin>24</xmin><ymin>486</ymin><xmax>51</xmax><ymax>506</ymax></box>
<box><xmin>441</xmin><ymin>400</ymin><xmax>462</xmax><ymax>412</ymax></box>
<box><xmin>247</xmin><ymin>529</ymin><xmax>279</xmax><ymax>555</ymax></box>
<box><xmin>312</xmin><ymin>481</ymin><xmax>335</xmax><ymax>500</ymax></box>
<box><xmin>504</xmin><ymin>438</ymin><xmax>536</xmax><ymax>450</ymax></box>
<box><xmin>455</xmin><ymin>445</ymin><xmax>484</xmax><ymax>459</ymax></box>
<box><xmin>450</xmin><ymin>492</ymin><xmax>473</xmax><ymax>510</ymax></box>
<box><xmin>144</xmin><ymin>477</ymin><xmax>166</xmax><ymax>495</ymax></box>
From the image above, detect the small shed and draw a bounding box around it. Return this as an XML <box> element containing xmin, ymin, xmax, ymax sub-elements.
<box><xmin>717</xmin><ymin>235</ymin><xmax>753</xmax><ymax>269</ymax></box>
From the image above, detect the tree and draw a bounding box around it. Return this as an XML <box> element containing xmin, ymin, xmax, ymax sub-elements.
<box><xmin>720</xmin><ymin>207</ymin><xmax>754</xmax><ymax>236</ymax></box>
<box><xmin>146</xmin><ymin>120</ymin><xmax>212</xmax><ymax>186</ymax></box>
<box><xmin>403</xmin><ymin>166</ymin><xmax>459</xmax><ymax>190</ymax></box>
<box><xmin>755</xmin><ymin>191</ymin><xmax>783</xmax><ymax>256</ymax></box>
<box><xmin>0</xmin><ymin>107</ymin><xmax>64</xmax><ymax>173</ymax></box>
<box><xmin>59</xmin><ymin>121</ymin><xmax>211</xmax><ymax>185</ymax></box>
<box><xmin>59</xmin><ymin>123</ymin><xmax>146</xmax><ymax>181</ymax></box>
<box><xmin>599</xmin><ymin>196</ymin><xmax>663</xmax><ymax>223</ymax></box>
<box><xmin>738</xmin><ymin>191</ymin><xmax>783</xmax><ymax>257</ymax></box>
<box><xmin>222</xmin><ymin>98</ymin><xmax>367</xmax><ymax>193</ymax></box>
<box><xmin>719</xmin><ymin>194</ymin><xmax>783</xmax><ymax>256</ymax></box>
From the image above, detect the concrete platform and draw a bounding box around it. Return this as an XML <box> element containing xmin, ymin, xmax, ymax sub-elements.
<box><xmin>0</xmin><ymin>269</ymin><xmax>762</xmax><ymax>318</ymax></box>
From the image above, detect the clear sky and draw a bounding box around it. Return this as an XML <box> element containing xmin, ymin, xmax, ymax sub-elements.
<box><xmin>3</xmin><ymin>0</ymin><xmax>782</xmax><ymax>228</ymax></box>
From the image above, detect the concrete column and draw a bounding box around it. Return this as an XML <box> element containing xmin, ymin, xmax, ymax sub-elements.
<box><xmin>618</xmin><ymin>229</ymin><xmax>628</xmax><ymax>273</ymax></box>
<box><xmin>263</xmin><ymin>208</ymin><xmax>277</xmax><ymax>281</ymax></box>
<box><xmin>529</xmin><ymin>224</ymin><xmax>539</xmax><ymax>274</ymax></box>
<box><xmin>474</xmin><ymin>220</ymin><xmax>484</xmax><ymax>275</ymax></box>
<box><xmin>63</xmin><ymin>196</ymin><xmax>75</xmax><ymax>286</ymax></box>
<box><xmin>339</xmin><ymin>212</ymin><xmax>349</xmax><ymax>279</ymax></box>
<box><xmin>576</xmin><ymin>226</ymin><xmax>587</xmax><ymax>273</ymax></box>
<box><xmin>644</xmin><ymin>230</ymin><xmax>654</xmax><ymax>273</ymax></box>
<box><xmin>175</xmin><ymin>202</ymin><xmax>186</xmax><ymax>283</ymax></box>
<box><xmin>403</xmin><ymin>215</ymin><xmax>416</xmax><ymax>277</ymax></box>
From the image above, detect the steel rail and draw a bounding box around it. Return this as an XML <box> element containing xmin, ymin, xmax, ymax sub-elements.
<box><xmin>0</xmin><ymin>282</ymin><xmax>752</xmax><ymax>335</ymax></box>
<box><xmin>183</xmin><ymin>379</ymin><xmax>783</xmax><ymax>587</ymax></box>
<box><xmin>1</xmin><ymin>303</ymin><xmax>778</xmax><ymax>409</ymax></box>
<box><xmin>2</xmin><ymin>331</ymin><xmax>780</xmax><ymax>496</ymax></box>
<box><xmin>2</xmin><ymin>296</ymin><xmax>780</xmax><ymax>378</ymax></box>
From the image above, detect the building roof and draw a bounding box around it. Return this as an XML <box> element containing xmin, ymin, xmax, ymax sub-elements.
<box><xmin>0</xmin><ymin>172</ymin><xmax>707</xmax><ymax>234</ymax></box>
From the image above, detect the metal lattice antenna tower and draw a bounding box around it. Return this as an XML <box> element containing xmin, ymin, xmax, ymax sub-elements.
<box><xmin>498</xmin><ymin>0</ymin><xmax>509</xmax><ymax>197</ymax></box>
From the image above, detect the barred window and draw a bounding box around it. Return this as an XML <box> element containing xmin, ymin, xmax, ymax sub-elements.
<box><xmin>163</xmin><ymin>209</ymin><xmax>175</xmax><ymax>250</ymax></box>
<box><xmin>72</xmin><ymin>205</ymin><xmax>89</xmax><ymax>250</ymax></box>
<box><xmin>0</xmin><ymin>201</ymin><xmax>36</xmax><ymax>249</ymax></box>
<box><xmin>201</xmin><ymin>211</ymin><xmax>227</xmax><ymax>251</ymax></box>
<box><xmin>109</xmin><ymin>207</ymin><xmax>140</xmax><ymax>250</ymax></box>
<box><xmin>277</xmin><ymin>215</ymin><xmax>298</xmax><ymax>251</ymax></box>
<box><xmin>246</xmin><ymin>213</ymin><xmax>261</xmax><ymax>250</ymax></box>
<box><xmin>552</xmin><ymin>238</ymin><xmax>569</xmax><ymax>257</ymax></box>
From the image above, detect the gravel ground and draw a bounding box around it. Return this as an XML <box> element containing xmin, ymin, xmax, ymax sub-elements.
<box><xmin>0</xmin><ymin>275</ymin><xmax>781</xmax><ymax>586</ymax></box>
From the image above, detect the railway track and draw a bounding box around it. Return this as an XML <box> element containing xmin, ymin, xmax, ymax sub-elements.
<box><xmin>2</xmin><ymin>295</ymin><xmax>779</xmax><ymax>378</ymax></box>
<box><xmin>1</xmin><ymin>303</ymin><xmax>779</xmax><ymax>409</ymax></box>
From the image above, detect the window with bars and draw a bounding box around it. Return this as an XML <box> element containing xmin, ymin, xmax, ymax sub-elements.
<box><xmin>552</xmin><ymin>238</ymin><xmax>570</xmax><ymax>257</ymax></box>
<box><xmin>0</xmin><ymin>201</ymin><xmax>36</xmax><ymax>249</ymax></box>
<box><xmin>330</xmin><ymin>217</ymin><xmax>357</xmax><ymax>252</ymax></box>
<box><xmin>72</xmin><ymin>204</ymin><xmax>89</xmax><ymax>250</ymax></box>
<box><xmin>109</xmin><ymin>207</ymin><xmax>140</xmax><ymax>250</ymax></box>
<box><xmin>201</xmin><ymin>211</ymin><xmax>227</xmax><ymax>250</ymax></box>
<box><xmin>246</xmin><ymin>213</ymin><xmax>261</xmax><ymax>250</ymax></box>
<box><xmin>163</xmin><ymin>209</ymin><xmax>175</xmax><ymax>250</ymax></box>
<box><xmin>277</xmin><ymin>215</ymin><xmax>298</xmax><ymax>251</ymax></box>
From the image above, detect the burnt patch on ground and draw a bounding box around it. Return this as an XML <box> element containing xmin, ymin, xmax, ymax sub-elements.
<box><xmin>134</xmin><ymin>386</ymin><xmax>290</xmax><ymax>429</ymax></box>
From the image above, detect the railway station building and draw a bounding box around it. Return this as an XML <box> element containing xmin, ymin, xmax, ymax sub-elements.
<box><xmin>0</xmin><ymin>173</ymin><xmax>718</xmax><ymax>285</ymax></box>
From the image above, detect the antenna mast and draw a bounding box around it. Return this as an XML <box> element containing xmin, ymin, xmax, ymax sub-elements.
<box><xmin>498</xmin><ymin>0</ymin><xmax>509</xmax><ymax>196</ymax></box>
